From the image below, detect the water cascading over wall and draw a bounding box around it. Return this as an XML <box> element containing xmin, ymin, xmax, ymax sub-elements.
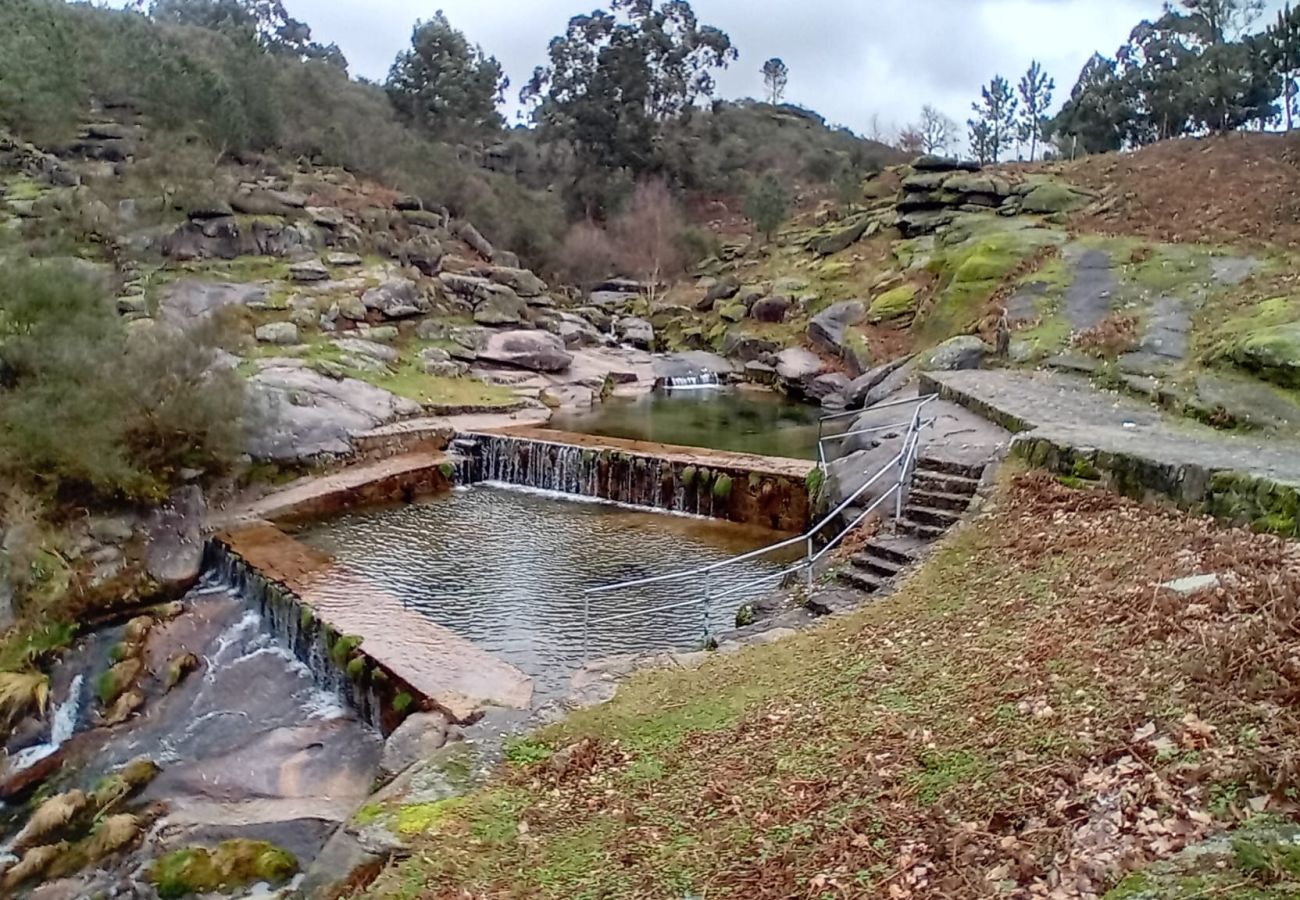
<box><xmin>202</xmin><ymin>541</ymin><xmax>422</xmax><ymax>735</ymax></box>
<box><xmin>462</xmin><ymin>432</ymin><xmax>811</xmax><ymax>532</ymax></box>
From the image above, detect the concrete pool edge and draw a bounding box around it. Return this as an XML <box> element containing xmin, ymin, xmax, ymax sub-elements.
<box><xmin>210</xmin><ymin>525</ymin><xmax>534</xmax><ymax>728</ymax></box>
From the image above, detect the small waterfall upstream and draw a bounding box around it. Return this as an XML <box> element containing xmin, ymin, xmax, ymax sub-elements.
<box><xmin>655</xmin><ymin>370</ymin><xmax>722</xmax><ymax>390</ymax></box>
<box><xmin>7</xmin><ymin>674</ymin><xmax>84</xmax><ymax>773</ymax></box>
<box><xmin>465</xmin><ymin>433</ymin><xmax>741</xmax><ymax>518</ymax></box>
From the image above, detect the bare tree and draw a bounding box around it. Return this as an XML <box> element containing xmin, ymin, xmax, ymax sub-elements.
<box><xmin>611</xmin><ymin>178</ymin><xmax>685</xmax><ymax>306</ymax></box>
<box><xmin>558</xmin><ymin>222</ymin><xmax>618</xmax><ymax>296</ymax></box>
<box><xmin>896</xmin><ymin>124</ymin><xmax>925</xmax><ymax>155</ymax></box>
<box><xmin>919</xmin><ymin>104</ymin><xmax>957</xmax><ymax>154</ymax></box>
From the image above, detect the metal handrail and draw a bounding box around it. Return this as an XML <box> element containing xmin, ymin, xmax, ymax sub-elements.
<box><xmin>816</xmin><ymin>394</ymin><xmax>937</xmax><ymax>470</ymax></box>
<box><xmin>579</xmin><ymin>393</ymin><xmax>939</xmax><ymax>657</ymax></box>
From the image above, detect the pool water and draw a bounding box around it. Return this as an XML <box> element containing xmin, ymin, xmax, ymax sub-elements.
<box><xmin>297</xmin><ymin>485</ymin><xmax>797</xmax><ymax>701</ymax></box>
<box><xmin>549</xmin><ymin>388</ymin><xmax>824</xmax><ymax>459</ymax></box>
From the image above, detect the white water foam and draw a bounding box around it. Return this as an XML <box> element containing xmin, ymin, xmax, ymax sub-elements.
<box><xmin>7</xmin><ymin>673</ymin><xmax>84</xmax><ymax>772</ymax></box>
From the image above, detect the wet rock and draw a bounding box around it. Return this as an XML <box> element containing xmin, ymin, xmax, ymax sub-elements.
<box><xmin>0</xmin><ymin>749</ymin><xmax>64</xmax><ymax>801</ymax></box>
<box><xmin>165</xmin><ymin>653</ymin><xmax>201</xmax><ymax>691</ymax></box>
<box><xmin>616</xmin><ymin>316</ymin><xmax>654</xmax><ymax>350</ymax></box>
<box><xmin>809</xmin><ymin>300</ymin><xmax>866</xmax><ymax>355</ymax></box>
<box><xmin>479</xmin><ymin>330</ymin><xmax>573</xmax><ymax>373</ymax></box>
<box><xmin>13</xmin><ymin>790</ymin><xmax>90</xmax><ymax>851</ymax></box>
<box><xmin>145</xmin><ymin>486</ymin><xmax>205</xmax><ymax>593</ymax></box>
<box><xmin>255</xmin><ymin>321</ymin><xmax>299</xmax><ymax>345</ymax></box>
<box><xmin>923</xmin><ymin>335</ymin><xmax>988</xmax><ymax>371</ymax></box>
<box><xmin>3</xmin><ymin>844</ymin><xmax>67</xmax><ymax>892</ymax></box>
<box><xmin>379</xmin><ymin>712</ymin><xmax>450</xmax><ymax>780</ymax></box>
<box><xmin>361</xmin><ymin>278</ymin><xmax>422</xmax><ymax>319</ymax></box>
<box><xmin>290</xmin><ymin>260</ymin><xmax>330</xmax><ymax>283</ymax></box>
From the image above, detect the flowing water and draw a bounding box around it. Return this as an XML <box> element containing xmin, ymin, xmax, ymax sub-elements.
<box><xmin>549</xmin><ymin>387</ymin><xmax>824</xmax><ymax>459</ymax></box>
<box><xmin>297</xmin><ymin>485</ymin><xmax>798</xmax><ymax>701</ymax></box>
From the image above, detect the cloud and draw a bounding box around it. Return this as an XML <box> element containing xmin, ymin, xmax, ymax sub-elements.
<box><xmin>291</xmin><ymin>0</ymin><xmax>1282</xmax><ymax>142</ymax></box>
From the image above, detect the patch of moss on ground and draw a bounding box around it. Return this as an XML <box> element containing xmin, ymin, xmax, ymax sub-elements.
<box><xmin>148</xmin><ymin>839</ymin><xmax>297</xmax><ymax>898</ymax></box>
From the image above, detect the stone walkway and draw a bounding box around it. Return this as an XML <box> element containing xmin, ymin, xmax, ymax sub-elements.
<box><xmin>924</xmin><ymin>369</ymin><xmax>1300</xmax><ymax>499</ymax></box>
<box><xmin>221</xmin><ymin>524</ymin><xmax>533</xmax><ymax>720</ymax></box>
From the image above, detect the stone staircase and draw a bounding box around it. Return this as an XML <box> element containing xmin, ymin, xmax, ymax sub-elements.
<box><xmin>836</xmin><ymin>456</ymin><xmax>984</xmax><ymax>596</ymax></box>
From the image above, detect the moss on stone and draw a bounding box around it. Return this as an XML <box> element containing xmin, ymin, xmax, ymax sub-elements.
<box><xmin>299</xmin><ymin>606</ymin><xmax>314</xmax><ymax>630</ymax></box>
<box><xmin>713</xmin><ymin>475</ymin><xmax>733</xmax><ymax>500</ymax></box>
<box><xmin>147</xmin><ymin>839</ymin><xmax>297</xmax><ymax>898</ymax></box>
<box><xmin>96</xmin><ymin>658</ymin><xmax>142</xmax><ymax>707</ymax></box>
<box><xmin>164</xmin><ymin>653</ymin><xmax>200</xmax><ymax>690</ymax></box>
<box><xmin>330</xmin><ymin>634</ymin><xmax>363</xmax><ymax>668</ymax></box>
<box><xmin>869</xmin><ymin>284</ymin><xmax>918</xmax><ymax>322</ymax></box>
<box><xmin>393</xmin><ymin>691</ymin><xmax>414</xmax><ymax>714</ymax></box>
<box><xmin>438</xmin><ymin>462</ymin><xmax>455</xmax><ymax>478</ymax></box>
<box><xmin>1228</xmin><ymin>322</ymin><xmax>1300</xmax><ymax>389</ymax></box>
<box><xmin>346</xmin><ymin>657</ymin><xmax>366</xmax><ymax>681</ymax></box>
<box><xmin>396</xmin><ymin>798</ymin><xmax>465</xmax><ymax>835</ymax></box>
<box><xmin>681</xmin><ymin>466</ymin><xmax>698</xmax><ymax>488</ymax></box>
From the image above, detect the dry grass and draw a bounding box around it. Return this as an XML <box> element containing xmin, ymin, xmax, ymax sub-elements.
<box><xmin>1072</xmin><ymin>312</ymin><xmax>1140</xmax><ymax>359</ymax></box>
<box><xmin>363</xmin><ymin>472</ymin><xmax>1300</xmax><ymax>899</ymax></box>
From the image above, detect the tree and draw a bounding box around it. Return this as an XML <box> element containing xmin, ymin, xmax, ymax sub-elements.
<box><xmin>1269</xmin><ymin>3</ymin><xmax>1300</xmax><ymax>129</ymax></box>
<box><xmin>522</xmin><ymin>0</ymin><xmax>737</xmax><ymax>193</ymax></box>
<box><xmin>744</xmin><ymin>174</ymin><xmax>789</xmax><ymax>242</ymax></box>
<box><xmin>386</xmin><ymin>12</ymin><xmax>508</xmax><ymax>134</ymax></box>
<box><xmin>967</xmin><ymin>75</ymin><xmax>1017</xmax><ymax>163</ymax></box>
<box><xmin>918</xmin><ymin>105</ymin><xmax>957</xmax><ymax>155</ymax></box>
<box><xmin>558</xmin><ymin>222</ymin><xmax>619</xmax><ymax>295</ymax></box>
<box><xmin>1180</xmin><ymin>0</ymin><xmax>1265</xmax><ymax>39</ymax></box>
<box><xmin>611</xmin><ymin>179</ymin><xmax>685</xmax><ymax>306</ymax></box>
<box><xmin>1053</xmin><ymin>53</ymin><xmax>1130</xmax><ymax>154</ymax></box>
<box><xmin>761</xmin><ymin>57</ymin><xmax>789</xmax><ymax>104</ymax></box>
<box><xmin>1016</xmin><ymin>60</ymin><xmax>1054</xmax><ymax>160</ymax></box>
<box><xmin>896</xmin><ymin>124</ymin><xmax>925</xmax><ymax>155</ymax></box>
<box><xmin>149</xmin><ymin>0</ymin><xmax>345</xmax><ymax>66</ymax></box>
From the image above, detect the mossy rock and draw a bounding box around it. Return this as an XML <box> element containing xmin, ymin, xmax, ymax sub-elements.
<box><xmin>869</xmin><ymin>284</ymin><xmax>918</xmax><ymax>322</ymax></box>
<box><xmin>1228</xmin><ymin>322</ymin><xmax>1300</xmax><ymax>389</ymax></box>
<box><xmin>164</xmin><ymin>653</ymin><xmax>200</xmax><ymax>690</ymax></box>
<box><xmin>330</xmin><ymin>634</ymin><xmax>363</xmax><ymax>668</ymax></box>
<box><xmin>718</xmin><ymin>301</ymin><xmax>747</xmax><ymax>322</ymax></box>
<box><xmin>148</xmin><ymin>839</ymin><xmax>298</xmax><ymax>898</ymax></box>
<box><xmin>393</xmin><ymin>691</ymin><xmax>414</xmax><ymax>714</ymax></box>
<box><xmin>97</xmin><ymin>658</ymin><xmax>143</xmax><ymax>707</ymax></box>
<box><xmin>681</xmin><ymin>466</ymin><xmax>698</xmax><ymax>487</ymax></box>
<box><xmin>1020</xmin><ymin>181</ymin><xmax>1088</xmax><ymax>214</ymax></box>
<box><xmin>713</xmin><ymin>475</ymin><xmax>734</xmax><ymax>500</ymax></box>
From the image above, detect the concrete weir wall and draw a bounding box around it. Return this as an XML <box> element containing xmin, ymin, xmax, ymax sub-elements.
<box><xmin>461</xmin><ymin>427</ymin><xmax>815</xmax><ymax>533</ymax></box>
<box><xmin>211</xmin><ymin>525</ymin><xmax>533</xmax><ymax>732</ymax></box>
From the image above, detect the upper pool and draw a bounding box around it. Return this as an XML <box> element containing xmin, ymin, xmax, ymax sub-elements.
<box><xmin>549</xmin><ymin>388</ymin><xmax>824</xmax><ymax>459</ymax></box>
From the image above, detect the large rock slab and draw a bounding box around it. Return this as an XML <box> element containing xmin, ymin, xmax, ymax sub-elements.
<box><xmin>361</xmin><ymin>278</ymin><xmax>423</xmax><ymax>319</ymax></box>
<box><xmin>158</xmin><ymin>280</ymin><xmax>268</xmax><ymax>327</ymax></box>
<box><xmin>923</xmin><ymin>335</ymin><xmax>988</xmax><ymax>371</ymax></box>
<box><xmin>808</xmin><ymin>301</ymin><xmax>866</xmax><ymax>355</ymax></box>
<box><xmin>479</xmin><ymin>331</ymin><xmax>573</xmax><ymax>373</ymax></box>
<box><xmin>247</xmin><ymin>362</ymin><xmax>421</xmax><ymax>460</ymax></box>
<box><xmin>1228</xmin><ymin>322</ymin><xmax>1300</xmax><ymax>389</ymax></box>
<box><xmin>145</xmin><ymin>486</ymin><xmax>206</xmax><ymax>593</ymax></box>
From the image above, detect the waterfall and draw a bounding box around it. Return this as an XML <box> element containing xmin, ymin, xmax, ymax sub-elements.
<box><xmin>7</xmin><ymin>674</ymin><xmax>84</xmax><ymax>772</ymax></box>
<box><xmin>200</xmin><ymin>542</ymin><xmax>413</xmax><ymax>735</ymax></box>
<box><xmin>656</xmin><ymin>371</ymin><xmax>721</xmax><ymax>391</ymax></box>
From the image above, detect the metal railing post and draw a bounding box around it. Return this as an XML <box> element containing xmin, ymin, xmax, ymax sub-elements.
<box><xmin>805</xmin><ymin>535</ymin><xmax>815</xmax><ymax>588</ymax></box>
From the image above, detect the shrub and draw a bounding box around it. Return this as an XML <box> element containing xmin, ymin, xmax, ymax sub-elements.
<box><xmin>557</xmin><ymin>222</ymin><xmax>618</xmax><ymax>294</ymax></box>
<box><xmin>0</xmin><ymin>261</ymin><xmax>245</xmax><ymax>500</ymax></box>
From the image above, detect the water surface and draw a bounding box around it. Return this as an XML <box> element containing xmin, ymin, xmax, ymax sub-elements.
<box><xmin>550</xmin><ymin>388</ymin><xmax>824</xmax><ymax>459</ymax></box>
<box><xmin>298</xmin><ymin>485</ymin><xmax>796</xmax><ymax>701</ymax></box>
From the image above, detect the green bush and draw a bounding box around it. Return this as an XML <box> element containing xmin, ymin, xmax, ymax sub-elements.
<box><xmin>0</xmin><ymin>261</ymin><xmax>245</xmax><ymax>500</ymax></box>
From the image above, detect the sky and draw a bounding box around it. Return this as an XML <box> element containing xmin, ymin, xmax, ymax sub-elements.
<box><xmin>291</xmin><ymin>0</ymin><xmax>1290</xmax><ymax>139</ymax></box>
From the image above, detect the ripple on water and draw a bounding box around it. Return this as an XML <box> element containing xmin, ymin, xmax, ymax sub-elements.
<box><xmin>297</xmin><ymin>484</ymin><xmax>798</xmax><ymax>701</ymax></box>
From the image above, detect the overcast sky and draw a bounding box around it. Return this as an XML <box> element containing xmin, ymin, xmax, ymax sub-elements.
<box><xmin>291</xmin><ymin>0</ymin><xmax>1288</xmax><ymax>139</ymax></box>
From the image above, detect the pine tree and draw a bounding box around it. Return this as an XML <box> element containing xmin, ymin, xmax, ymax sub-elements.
<box><xmin>1016</xmin><ymin>61</ymin><xmax>1054</xmax><ymax>160</ymax></box>
<box><xmin>761</xmin><ymin>58</ymin><xmax>789</xmax><ymax>105</ymax></box>
<box><xmin>1270</xmin><ymin>2</ymin><xmax>1300</xmax><ymax>130</ymax></box>
<box><xmin>967</xmin><ymin>76</ymin><xmax>1017</xmax><ymax>163</ymax></box>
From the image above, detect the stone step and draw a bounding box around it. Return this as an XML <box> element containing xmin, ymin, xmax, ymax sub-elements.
<box><xmin>836</xmin><ymin>568</ymin><xmax>887</xmax><ymax>595</ymax></box>
<box><xmin>911</xmin><ymin>471</ymin><xmax>980</xmax><ymax>497</ymax></box>
<box><xmin>907</xmin><ymin>488</ymin><xmax>971</xmax><ymax>512</ymax></box>
<box><xmin>898</xmin><ymin>519</ymin><xmax>948</xmax><ymax>541</ymax></box>
<box><xmin>902</xmin><ymin>504</ymin><xmax>961</xmax><ymax>529</ymax></box>
<box><xmin>850</xmin><ymin>553</ymin><xmax>903</xmax><ymax>579</ymax></box>
<box><xmin>865</xmin><ymin>535</ymin><xmax>928</xmax><ymax>566</ymax></box>
<box><xmin>916</xmin><ymin>457</ymin><xmax>985</xmax><ymax>480</ymax></box>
